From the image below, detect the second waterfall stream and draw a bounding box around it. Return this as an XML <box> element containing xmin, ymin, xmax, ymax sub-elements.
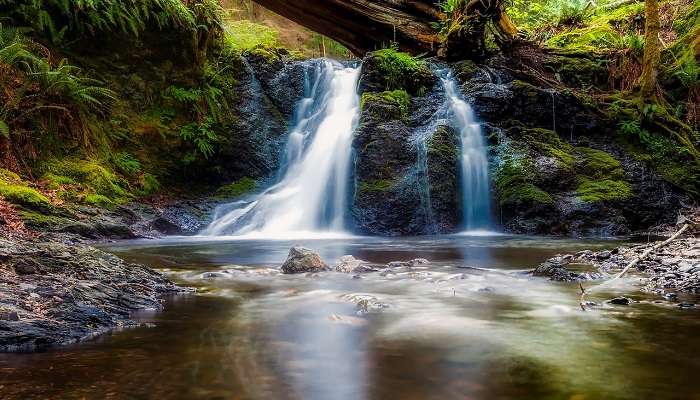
<box><xmin>203</xmin><ymin>60</ymin><xmax>361</xmax><ymax>238</ymax></box>
<box><xmin>440</xmin><ymin>70</ymin><xmax>492</xmax><ymax>231</ymax></box>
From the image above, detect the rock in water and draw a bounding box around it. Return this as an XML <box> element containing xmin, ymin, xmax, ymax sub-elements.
<box><xmin>281</xmin><ymin>247</ymin><xmax>328</xmax><ymax>274</ymax></box>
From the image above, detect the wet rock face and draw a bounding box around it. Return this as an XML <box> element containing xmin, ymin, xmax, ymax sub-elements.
<box><xmin>281</xmin><ymin>247</ymin><xmax>328</xmax><ymax>274</ymax></box>
<box><xmin>352</xmin><ymin>59</ymin><xmax>462</xmax><ymax>236</ymax></box>
<box><xmin>0</xmin><ymin>238</ymin><xmax>183</xmax><ymax>352</ymax></box>
<box><xmin>459</xmin><ymin>63</ymin><xmax>690</xmax><ymax>236</ymax></box>
<box><xmin>216</xmin><ymin>53</ymin><xmax>308</xmax><ymax>183</ymax></box>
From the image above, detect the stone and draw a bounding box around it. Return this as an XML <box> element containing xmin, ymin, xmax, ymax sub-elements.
<box><xmin>12</xmin><ymin>258</ymin><xmax>40</xmax><ymax>275</ymax></box>
<box><xmin>280</xmin><ymin>247</ymin><xmax>328</xmax><ymax>274</ymax></box>
<box><xmin>663</xmin><ymin>293</ymin><xmax>678</xmax><ymax>301</ymax></box>
<box><xmin>0</xmin><ymin>311</ymin><xmax>20</xmax><ymax>321</ymax></box>
<box><xmin>606</xmin><ymin>297</ymin><xmax>632</xmax><ymax>306</ymax></box>
<box><xmin>596</xmin><ymin>250</ymin><xmax>612</xmax><ymax>260</ymax></box>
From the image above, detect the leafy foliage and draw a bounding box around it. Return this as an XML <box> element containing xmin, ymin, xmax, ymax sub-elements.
<box><xmin>0</xmin><ymin>24</ymin><xmax>116</xmax><ymax>153</ymax></box>
<box><xmin>0</xmin><ymin>0</ymin><xmax>222</xmax><ymax>43</ymax></box>
<box><xmin>180</xmin><ymin>118</ymin><xmax>217</xmax><ymax>161</ymax></box>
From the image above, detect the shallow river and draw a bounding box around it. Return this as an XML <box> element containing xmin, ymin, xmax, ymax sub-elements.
<box><xmin>1</xmin><ymin>235</ymin><xmax>699</xmax><ymax>400</ymax></box>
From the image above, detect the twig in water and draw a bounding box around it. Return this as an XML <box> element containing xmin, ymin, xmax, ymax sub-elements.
<box><xmin>579</xmin><ymin>224</ymin><xmax>690</xmax><ymax>310</ymax></box>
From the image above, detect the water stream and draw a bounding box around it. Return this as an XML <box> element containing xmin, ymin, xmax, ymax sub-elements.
<box><xmin>2</xmin><ymin>236</ymin><xmax>698</xmax><ymax>400</ymax></box>
<box><xmin>440</xmin><ymin>70</ymin><xmax>492</xmax><ymax>231</ymax></box>
<box><xmin>203</xmin><ymin>60</ymin><xmax>361</xmax><ymax>238</ymax></box>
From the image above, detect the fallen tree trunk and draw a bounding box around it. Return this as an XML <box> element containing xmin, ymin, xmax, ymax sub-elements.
<box><xmin>249</xmin><ymin>0</ymin><xmax>516</xmax><ymax>59</ymax></box>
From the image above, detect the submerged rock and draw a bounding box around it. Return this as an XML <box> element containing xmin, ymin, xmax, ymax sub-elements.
<box><xmin>281</xmin><ymin>247</ymin><xmax>328</xmax><ymax>274</ymax></box>
<box><xmin>334</xmin><ymin>256</ymin><xmax>381</xmax><ymax>274</ymax></box>
<box><xmin>606</xmin><ymin>297</ymin><xmax>632</xmax><ymax>306</ymax></box>
<box><xmin>531</xmin><ymin>255</ymin><xmax>602</xmax><ymax>282</ymax></box>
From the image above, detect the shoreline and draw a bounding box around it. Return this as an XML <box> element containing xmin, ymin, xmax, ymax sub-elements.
<box><xmin>0</xmin><ymin>235</ymin><xmax>187</xmax><ymax>352</ymax></box>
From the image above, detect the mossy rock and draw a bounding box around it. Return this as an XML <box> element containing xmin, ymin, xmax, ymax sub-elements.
<box><xmin>0</xmin><ymin>168</ymin><xmax>21</xmax><ymax>182</ymax></box>
<box><xmin>546</xmin><ymin>54</ymin><xmax>609</xmax><ymax>89</ymax></box>
<box><xmin>41</xmin><ymin>159</ymin><xmax>131</xmax><ymax>204</ymax></box>
<box><xmin>452</xmin><ymin>60</ymin><xmax>478</xmax><ymax>83</ymax></box>
<box><xmin>84</xmin><ymin>194</ymin><xmax>115</xmax><ymax>207</ymax></box>
<box><xmin>518</xmin><ymin>128</ymin><xmax>575</xmax><ymax>168</ymax></box>
<box><xmin>575</xmin><ymin>147</ymin><xmax>624</xmax><ymax>180</ymax></box>
<box><xmin>0</xmin><ymin>183</ymin><xmax>51</xmax><ymax>211</ymax></box>
<box><xmin>361</xmin><ymin>90</ymin><xmax>411</xmax><ymax>120</ymax></box>
<box><xmin>495</xmin><ymin>158</ymin><xmax>554</xmax><ymax>206</ymax></box>
<box><xmin>361</xmin><ymin>48</ymin><xmax>435</xmax><ymax>96</ymax></box>
<box><xmin>357</xmin><ymin>179</ymin><xmax>395</xmax><ymax>193</ymax></box>
<box><xmin>576</xmin><ymin>178</ymin><xmax>632</xmax><ymax>203</ymax></box>
<box><xmin>216</xmin><ymin>177</ymin><xmax>256</xmax><ymax>198</ymax></box>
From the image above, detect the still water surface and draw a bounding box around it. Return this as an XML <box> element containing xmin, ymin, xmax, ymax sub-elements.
<box><xmin>1</xmin><ymin>235</ymin><xmax>699</xmax><ymax>400</ymax></box>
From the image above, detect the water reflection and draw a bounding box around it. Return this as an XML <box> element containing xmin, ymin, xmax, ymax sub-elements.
<box><xmin>3</xmin><ymin>236</ymin><xmax>699</xmax><ymax>400</ymax></box>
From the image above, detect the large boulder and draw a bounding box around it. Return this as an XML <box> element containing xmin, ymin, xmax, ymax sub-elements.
<box><xmin>280</xmin><ymin>247</ymin><xmax>328</xmax><ymax>274</ymax></box>
<box><xmin>352</xmin><ymin>65</ymin><xmax>462</xmax><ymax>235</ymax></box>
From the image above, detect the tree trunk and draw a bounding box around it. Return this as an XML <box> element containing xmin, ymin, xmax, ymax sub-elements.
<box><xmin>249</xmin><ymin>0</ymin><xmax>516</xmax><ymax>59</ymax></box>
<box><xmin>639</xmin><ymin>0</ymin><xmax>661</xmax><ymax>99</ymax></box>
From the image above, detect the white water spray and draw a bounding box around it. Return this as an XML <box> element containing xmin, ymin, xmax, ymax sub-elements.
<box><xmin>203</xmin><ymin>61</ymin><xmax>361</xmax><ymax>238</ymax></box>
<box><xmin>440</xmin><ymin>71</ymin><xmax>492</xmax><ymax>230</ymax></box>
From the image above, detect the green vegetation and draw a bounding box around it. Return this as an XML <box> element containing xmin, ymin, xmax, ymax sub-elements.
<box><xmin>41</xmin><ymin>159</ymin><xmax>130</xmax><ymax>204</ymax></box>
<box><xmin>357</xmin><ymin>179</ymin><xmax>396</xmax><ymax>193</ymax></box>
<box><xmin>0</xmin><ymin>183</ymin><xmax>51</xmax><ymax>210</ymax></box>
<box><xmin>576</xmin><ymin>178</ymin><xmax>632</xmax><ymax>202</ymax></box>
<box><xmin>520</xmin><ymin>128</ymin><xmax>575</xmax><ymax>168</ymax></box>
<box><xmin>574</xmin><ymin>147</ymin><xmax>632</xmax><ymax>202</ymax></box>
<box><xmin>216</xmin><ymin>177</ymin><xmax>257</xmax><ymax>198</ymax></box>
<box><xmin>367</xmin><ymin>47</ymin><xmax>431</xmax><ymax>95</ymax></box>
<box><xmin>224</xmin><ymin>20</ymin><xmax>280</xmax><ymax>53</ymax></box>
<box><xmin>361</xmin><ymin>90</ymin><xmax>411</xmax><ymax>119</ymax></box>
<box><xmin>495</xmin><ymin>156</ymin><xmax>554</xmax><ymax>206</ymax></box>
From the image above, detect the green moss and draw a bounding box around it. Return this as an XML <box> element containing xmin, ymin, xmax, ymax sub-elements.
<box><xmin>495</xmin><ymin>158</ymin><xmax>554</xmax><ymax>206</ymax></box>
<box><xmin>576</xmin><ymin>178</ymin><xmax>632</xmax><ymax>202</ymax></box>
<box><xmin>545</xmin><ymin>3</ymin><xmax>643</xmax><ymax>51</ymax></box>
<box><xmin>428</xmin><ymin>133</ymin><xmax>460</xmax><ymax>160</ymax></box>
<box><xmin>216</xmin><ymin>177</ymin><xmax>256</xmax><ymax>198</ymax></box>
<box><xmin>84</xmin><ymin>194</ymin><xmax>114</xmax><ymax>207</ymax></box>
<box><xmin>367</xmin><ymin>47</ymin><xmax>431</xmax><ymax>94</ymax></box>
<box><xmin>521</xmin><ymin>128</ymin><xmax>575</xmax><ymax>168</ymax></box>
<box><xmin>546</xmin><ymin>54</ymin><xmax>609</xmax><ymax>88</ymax></box>
<box><xmin>575</xmin><ymin>147</ymin><xmax>624</xmax><ymax>180</ymax></box>
<box><xmin>223</xmin><ymin>20</ymin><xmax>280</xmax><ymax>54</ymax></box>
<box><xmin>42</xmin><ymin>173</ymin><xmax>77</xmax><ymax>188</ymax></box>
<box><xmin>0</xmin><ymin>168</ymin><xmax>20</xmax><ymax>182</ymax></box>
<box><xmin>361</xmin><ymin>90</ymin><xmax>411</xmax><ymax>119</ymax></box>
<box><xmin>357</xmin><ymin>179</ymin><xmax>395</xmax><ymax>193</ymax></box>
<box><xmin>245</xmin><ymin>45</ymin><xmax>282</xmax><ymax>64</ymax></box>
<box><xmin>41</xmin><ymin>159</ymin><xmax>130</xmax><ymax>204</ymax></box>
<box><xmin>0</xmin><ymin>183</ymin><xmax>51</xmax><ymax>210</ymax></box>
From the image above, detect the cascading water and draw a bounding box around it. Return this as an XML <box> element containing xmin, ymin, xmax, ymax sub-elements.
<box><xmin>439</xmin><ymin>70</ymin><xmax>492</xmax><ymax>230</ymax></box>
<box><xmin>202</xmin><ymin>60</ymin><xmax>361</xmax><ymax>238</ymax></box>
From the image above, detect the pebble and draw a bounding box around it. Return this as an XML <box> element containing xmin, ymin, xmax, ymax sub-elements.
<box><xmin>663</xmin><ymin>293</ymin><xmax>678</xmax><ymax>301</ymax></box>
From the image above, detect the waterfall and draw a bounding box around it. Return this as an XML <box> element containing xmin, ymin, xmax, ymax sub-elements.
<box><xmin>439</xmin><ymin>71</ymin><xmax>492</xmax><ymax>231</ymax></box>
<box><xmin>203</xmin><ymin>60</ymin><xmax>361</xmax><ymax>238</ymax></box>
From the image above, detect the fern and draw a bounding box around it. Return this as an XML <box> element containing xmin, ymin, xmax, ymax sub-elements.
<box><xmin>180</xmin><ymin>118</ymin><xmax>217</xmax><ymax>160</ymax></box>
<box><xmin>3</xmin><ymin>0</ymin><xmax>222</xmax><ymax>42</ymax></box>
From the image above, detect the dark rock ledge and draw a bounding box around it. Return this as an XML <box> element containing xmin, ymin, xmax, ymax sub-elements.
<box><xmin>0</xmin><ymin>237</ymin><xmax>184</xmax><ymax>352</ymax></box>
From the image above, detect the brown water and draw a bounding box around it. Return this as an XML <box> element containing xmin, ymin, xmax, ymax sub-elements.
<box><xmin>1</xmin><ymin>235</ymin><xmax>699</xmax><ymax>400</ymax></box>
